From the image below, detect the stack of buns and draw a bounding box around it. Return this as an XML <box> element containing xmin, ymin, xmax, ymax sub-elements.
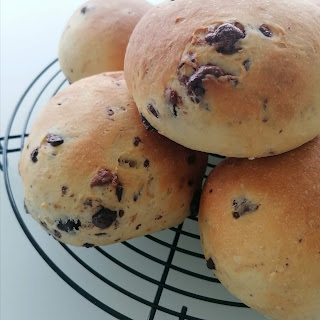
<box><xmin>19</xmin><ymin>0</ymin><xmax>320</xmax><ymax>319</ymax></box>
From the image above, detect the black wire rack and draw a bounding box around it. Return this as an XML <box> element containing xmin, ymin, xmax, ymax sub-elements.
<box><xmin>1</xmin><ymin>59</ymin><xmax>265</xmax><ymax>320</ymax></box>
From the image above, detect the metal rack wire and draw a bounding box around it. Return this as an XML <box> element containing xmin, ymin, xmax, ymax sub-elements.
<box><xmin>1</xmin><ymin>59</ymin><xmax>263</xmax><ymax>320</ymax></box>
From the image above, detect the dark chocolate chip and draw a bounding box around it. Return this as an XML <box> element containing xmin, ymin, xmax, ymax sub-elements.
<box><xmin>232</xmin><ymin>198</ymin><xmax>259</xmax><ymax>219</ymax></box>
<box><xmin>147</xmin><ymin>104</ymin><xmax>159</xmax><ymax>118</ymax></box>
<box><xmin>30</xmin><ymin>148</ymin><xmax>39</xmax><ymax>163</ymax></box>
<box><xmin>107</xmin><ymin>108</ymin><xmax>114</xmax><ymax>116</ymax></box>
<box><xmin>263</xmin><ymin>99</ymin><xmax>268</xmax><ymax>110</ymax></box>
<box><xmin>133</xmin><ymin>189</ymin><xmax>142</xmax><ymax>202</ymax></box>
<box><xmin>81</xmin><ymin>6</ymin><xmax>87</xmax><ymax>14</ymax></box>
<box><xmin>91</xmin><ymin>169</ymin><xmax>114</xmax><ymax>187</ymax></box>
<box><xmin>40</xmin><ymin>221</ymin><xmax>48</xmax><ymax>229</ymax></box>
<box><xmin>164</xmin><ymin>88</ymin><xmax>179</xmax><ymax>105</ymax></box>
<box><xmin>133</xmin><ymin>136</ymin><xmax>142</xmax><ymax>146</ymax></box>
<box><xmin>92</xmin><ymin>207</ymin><xmax>117</xmax><ymax>229</ymax></box>
<box><xmin>190</xmin><ymin>188</ymin><xmax>202</xmax><ymax>217</ymax></box>
<box><xmin>84</xmin><ymin>199</ymin><xmax>93</xmax><ymax>207</ymax></box>
<box><xmin>116</xmin><ymin>184</ymin><xmax>123</xmax><ymax>202</ymax></box>
<box><xmin>187</xmin><ymin>65</ymin><xmax>225</xmax><ymax>96</ymax></box>
<box><xmin>205</xmin><ymin>23</ymin><xmax>245</xmax><ymax>54</ymax></box>
<box><xmin>259</xmin><ymin>25</ymin><xmax>272</xmax><ymax>37</ymax></box>
<box><xmin>46</xmin><ymin>134</ymin><xmax>64</xmax><ymax>147</ymax></box>
<box><xmin>95</xmin><ymin>232</ymin><xmax>107</xmax><ymax>236</ymax></box>
<box><xmin>144</xmin><ymin>159</ymin><xmax>150</xmax><ymax>168</ymax></box>
<box><xmin>187</xmin><ymin>154</ymin><xmax>196</xmax><ymax>164</ymax></box>
<box><xmin>188</xmin><ymin>180</ymin><xmax>194</xmax><ymax>186</ymax></box>
<box><xmin>136</xmin><ymin>224</ymin><xmax>141</xmax><ymax>230</ymax></box>
<box><xmin>140</xmin><ymin>114</ymin><xmax>158</xmax><ymax>131</ymax></box>
<box><xmin>24</xmin><ymin>201</ymin><xmax>30</xmax><ymax>214</ymax></box>
<box><xmin>119</xmin><ymin>210</ymin><xmax>125</xmax><ymax>217</ymax></box>
<box><xmin>243</xmin><ymin>59</ymin><xmax>251</xmax><ymax>71</ymax></box>
<box><xmin>83</xmin><ymin>243</ymin><xmax>95</xmax><ymax>248</ymax></box>
<box><xmin>57</xmin><ymin>219</ymin><xmax>81</xmax><ymax>232</ymax></box>
<box><xmin>206</xmin><ymin>258</ymin><xmax>216</xmax><ymax>270</ymax></box>
<box><xmin>62</xmin><ymin>186</ymin><xmax>68</xmax><ymax>195</ymax></box>
<box><xmin>53</xmin><ymin>230</ymin><xmax>61</xmax><ymax>238</ymax></box>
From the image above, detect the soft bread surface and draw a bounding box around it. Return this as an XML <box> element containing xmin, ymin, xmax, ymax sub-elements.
<box><xmin>124</xmin><ymin>0</ymin><xmax>320</xmax><ymax>158</ymax></box>
<box><xmin>19</xmin><ymin>72</ymin><xmax>207</xmax><ymax>247</ymax></box>
<box><xmin>199</xmin><ymin>137</ymin><xmax>320</xmax><ymax>320</ymax></box>
<box><xmin>59</xmin><ymin>0</ymin><xmax>151</xmax><ymax>83</ymax></box>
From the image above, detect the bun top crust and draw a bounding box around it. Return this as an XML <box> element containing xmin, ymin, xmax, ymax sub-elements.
<box><xmin>19</xmin><ymin>72</ymin><xmax>208</xmax><ymax>246</ymax></box>
<box><xmin>199</xmin><ymin>136</ymin><xmax>320</xmax><ymax>319</ymax></box>
<box><xmin>59</xmin><ymin>0</ymin><xmax>152</xmax><ymax>83</ymax></box>
<box><xmin>124</xmin><ymin>0</ymin><xmax>320</xmax><ymax>157</ymax></box>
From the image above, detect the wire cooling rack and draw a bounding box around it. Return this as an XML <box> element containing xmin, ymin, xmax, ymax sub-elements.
<box><xmin>1</xmin><ymin>59</ymin><xmax>266</xmax><ymax>320</ymax></box>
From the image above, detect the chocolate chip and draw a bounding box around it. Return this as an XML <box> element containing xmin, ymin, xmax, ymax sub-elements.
<box><xmin>205</xmin><ymin>23</ymin><xmax>245</xmax><ymax>54</ymax></box>
<box><xmin>83</xmin><ymin>243</ymin><xmax>95</xmax><ymax>248</ymax></box>
<box><xmin>232</xmin><ymin>198</ymin><xmax>259</xmax><ymax>219</ymax></box>
<box><xmin>164</xmin><ymin>88</ymin><xmax>179</xmax><ymax>105</ymax></box>
<box><xmin>263</xmin><ymin>99</ymin><xmax>268</xmax><ymax>110</ymax></box>
<box><xmin>133</xmin><ymin>137</ymin><xmax>142</xmax><ymax>146</ymax></box>
<box><xmin>95</xmin><ymin>232</ymin><xmax>107</xmax><ymax>236</ymax></box>
<box><xmin>133</xmin><ymin>189</ymin><xmax>142</xmax><ymax>202</ymax></box>
<box><xmin>140</xmin><ymin>114</ymin><xmax>158</xmax><ymax>131</ymax></box>
<box><xmin>91</xmin><ymin>169</ymin><xmax>114</xmax><ymax>187</ymax></box>
<box><xmin>107</xmin><ymin>108</ymin><xmax>114</xmax><ymax>116</ymax></box>
<box><xmin>46</xmin><ymin>134</ymin><xmax>64</xmax><ymax>147</ymax></box>
<box><xmin>144</xmin><ymin>159</ymin><xmax>150</xmax><ymax>168</ymax></box>
<box><xmin>243</xmin><ymin>59</ymin><xmax>250</xmax><ymax>71</ymax></box>
<box><xmin>190</xmin><ymin>188</ymin><xmax>202</xmax><ymax>217</ymax></box>
<box><xmin>259</xmin><ymin>25</ymin><xmax>272</xmax><ymax>37</ymax></box>
<box><xmin>155</xmin><ymin>215</ymin><xmax>162</xmax><ymax>220</ymax></box>
<box><xmin>147</xmin><ymin>104</ymin><xmax>159</xmax><ymax>118</ymax></box>
<box><xmin>57</xmin><ymin>219</ymin><xmax>81</xmax><ymax>232</ymax></box>
<box><xmin>119</xmin><ymin>210</ymin><xmax>125</xmax><ymax>217</ymax></box>
<box><xmin>136</xmin><ymin>224</ymin><xmax>141</xmax><ymax>230</ymax></box>
<box><xmin>30</xmin><ymin>148</ymin><xmax>39</xmax><ymax>163</ymax></box>
<box><xmin>84</xmin><ymin>199</ymin><xmax>93</xmax><ymax>207</ymax></box>
<box><xmin>81</xmin><ymin>6</ymin><xmax>87</xmax><ymax>14</ymax></box>
<box><xmin>92</xmin><ymin>207</ymin><xmax>117</xmax><ymax>229</ymax></box>
<box><xmin>206</xmin><ymin>258</ymin><xmax>216</xmax><ymax>270</ymax></box>
<box><xmin>62</xmin><ymin>186</ymin><xmax>68</xmax><ymax>195</ymax></box>
<box><xmin>187</xmin><ymin>154</ymin><xmax>196</xmax><ymax>164</ymax></box>
<box><xmin>116</xmin><ymin>184</ymin><xmax>123</xmax><ymax>202</ymax></box>
<box><xmin>187</xmin><ymin>65</ymin><xmax>225</xmax><ymax>97</ymax></box>
<box><xmin>53</xmin><ymin>230</ymin><xmax>61</xmax><ymax>238</ymax></box>
<box><xmin>40</xmin><ymin>221</ymin><xmax>48</xmax><ymax>229</ymax></box>
<box><xmin>24</xmin><ymin>201</ymin><xmax>30</xmax><ymax>214</ymax></box>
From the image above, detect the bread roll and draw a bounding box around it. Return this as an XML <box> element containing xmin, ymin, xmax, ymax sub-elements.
<box><xmin>199</xmin><ymin>137</ymin><xmax>320</xmax><ymax>320</ymax></box>
<box><xmin>59</xmin><ymin>0</ymin><xmax>151</xmax><ymax>83</ymax></box>
<box><xmin>124</xmin><ymin>0</ymin><xmax>320</xmax><ymax>158</ymax></box>
<box><xmin>19</xmin><ymin>72</ymin><xmax>207</xmax><ymax>247</ymax></box>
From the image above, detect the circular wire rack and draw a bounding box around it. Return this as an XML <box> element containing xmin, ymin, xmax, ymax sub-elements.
<box><xmin>1</xmin><ymin>60</ymin><xmax>265</xmax><ymax>320</ymax></box>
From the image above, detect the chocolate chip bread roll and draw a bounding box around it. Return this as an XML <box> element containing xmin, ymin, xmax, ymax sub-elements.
<box><xmin>124</xmin><ymin>0</ymin><xmax>320</xmax><ymax>158</ymax></box>
<box><xmin>19</xmin><ymin>72</ymin><xmax>207</xmax><ymax>247</ymax></box>
<box><xmin>199</xmin><ymin>136</ymin><xmax>320</xmax><ymax>320</ymax></box>
<box><xmin>59</xmin><ymin>0</ymin><xmax>151</xmax><ymax>83</ymax></box>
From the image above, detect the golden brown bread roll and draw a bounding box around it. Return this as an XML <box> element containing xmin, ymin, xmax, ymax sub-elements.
<box><xmin>19</xmin><ymin>72</ymin><xmax>208</xmax><ymax>247</ymax></box>
<box><xmin>59</xmin><ymin>0</ymin><xmax>151</xmax><ymax>83</ymax></box>
<box><xmin>124</xmin><ymin>0</ymin><xmax>320</xmax><ymax>158</ymax></box>
<box><xmin>199</xmin><ymin>137</ymin><xmax>320</xmax><ymax>320</ymax></box>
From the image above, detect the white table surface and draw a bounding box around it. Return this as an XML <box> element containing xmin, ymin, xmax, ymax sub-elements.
<box><xmin>0</xmin><ymin>2</ymin><xmax>266</xmax><ymax>320</ymax></box>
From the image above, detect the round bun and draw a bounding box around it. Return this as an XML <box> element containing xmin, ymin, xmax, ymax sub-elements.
<box><xmin>199</xmin><ymin>137</ymin><xmax>320</xmax><ymax>320</ymax></box>
<box><xmin>124</xmin><ymin>0</ymin><xmax>320</xmax><ymax>158</ymax></box>
<box><xmin>59</xmin><ymin>0</ymin><xmax>151</xmax><ymax>83</ymax></box>
<box><xmin>19</xmin><ymin>72</ymin><xmax>207</xmax><ymax>247</ymax></box>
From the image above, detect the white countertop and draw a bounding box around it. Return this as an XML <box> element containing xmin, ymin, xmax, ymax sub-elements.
<box><xmin>0</xmin><ymin>1</ymin><xmax>266</xmax><ymax>320</ymax></box>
